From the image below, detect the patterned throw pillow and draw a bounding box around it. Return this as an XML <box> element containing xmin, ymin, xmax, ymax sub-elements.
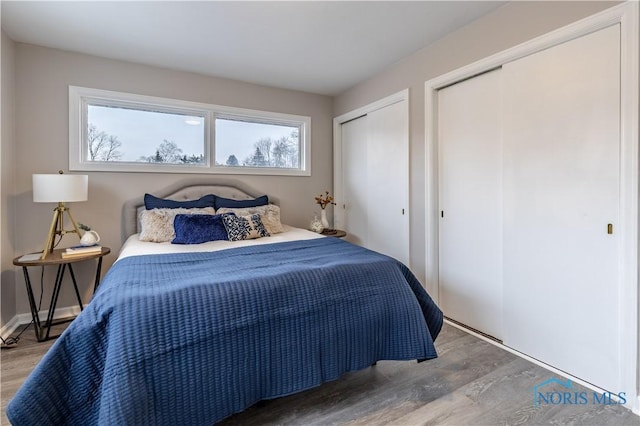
<box><xmin>216</xmin><ymin>204</ymin><xmax>284</xmax><ymax>234</ymax></box>
<box><xmin>139</xmin><ymin>207</ymin><xmax>216</xmax><ymax>242</ymax></box>
<box><xmin>222</xmin><ymin>213</ymin><xmax>270</xmax><ymax>241</ymax></box>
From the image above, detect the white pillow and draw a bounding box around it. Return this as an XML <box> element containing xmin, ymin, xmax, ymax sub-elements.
<box><xmin>139</xmin><ymin>207</ymin><xmax>216</xmax><ymax>242</ymax></box>
<box><xmin>216</xmin><ymin>204</ymin><xmax>284</xmax><ymax>234</ymax></box>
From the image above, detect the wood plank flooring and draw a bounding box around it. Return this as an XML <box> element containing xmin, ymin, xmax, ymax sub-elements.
<box><xmin>1</xmin><ymin>322</ymin><xmax>637</xmax><ymax>425</ymax></box>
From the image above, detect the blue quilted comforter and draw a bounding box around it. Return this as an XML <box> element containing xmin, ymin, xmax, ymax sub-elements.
<box><xmin>7</xmin><ymin>238</ymin><xmax>442</xmax><ymax>425</ymax></box>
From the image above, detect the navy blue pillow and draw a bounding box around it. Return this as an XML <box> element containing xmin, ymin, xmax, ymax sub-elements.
<box><xmin>144</xmin><ymin>193</ymin><xmax>216</xmax><ymax>210</ymax></box>
<box><xmin>214</xmin><ymin>194</ymin><xmax>269</xmax><ymax>209</ymax></box>
<box><xmin>172</xmin><ymin>214</ymin><xmax>229</xmax><ymax>244</ymax></box>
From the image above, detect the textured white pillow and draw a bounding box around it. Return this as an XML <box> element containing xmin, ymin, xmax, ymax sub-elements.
<box><xmin>216</xmin><ymin>204</ymin><xmax>284</xmax><ymax>234</ymax></box>
<box><xmin>139</xmin><ymin>207</ymin><xmax>216</xmax><ymax>242</ymax></box>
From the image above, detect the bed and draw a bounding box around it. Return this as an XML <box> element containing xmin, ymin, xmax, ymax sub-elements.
<box><xmin>7</xmin><ymin>179</ymin><xmax>443</xmax><ymax>425</ymax></box>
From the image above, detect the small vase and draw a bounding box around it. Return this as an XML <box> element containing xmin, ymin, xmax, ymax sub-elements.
<box><xmin>80</xmin><ymin>230</ymin><xmax>100</xmax><ymax>246</ymax></box>
<box><xmin>320</xmin><ymin>209</ymin><xmax>330</xmax><ymax>230</ymax></box>
<box><xmin>310</xmin><ymin>215</ymin><xmax>324</xmax><ymax>233</ymax></box>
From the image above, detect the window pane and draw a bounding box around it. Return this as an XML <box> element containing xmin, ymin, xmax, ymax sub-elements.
<box><xmin>215</xmin><ymin>117</ymin><xmax>300</xmax><ymax>168</ymax></box>
<box><xmin>86</xmin><ymin>104</ymin><xmax>206</xmax><ymax>165</ymax></box>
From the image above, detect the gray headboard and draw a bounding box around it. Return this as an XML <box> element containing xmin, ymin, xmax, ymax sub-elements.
<box><xmin>121</xmin><ymin>178</ymin><xmax>278</xmax><ymax>243</ymax></box>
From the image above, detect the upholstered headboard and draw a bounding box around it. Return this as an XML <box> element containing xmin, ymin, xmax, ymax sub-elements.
<box><xmin>121</xmin><ymin>178</ymin><xmax>278</xmax><ymax>242</ymax></box>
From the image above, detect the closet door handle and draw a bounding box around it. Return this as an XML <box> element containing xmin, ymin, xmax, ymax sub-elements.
<box><xmin>607</xmin><ymin>223</ymin><xmax>613</xmax><ymax>234</ymax></box>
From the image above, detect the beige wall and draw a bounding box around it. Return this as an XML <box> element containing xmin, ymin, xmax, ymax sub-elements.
<box><xmin>0</xmin><ymin>1</ymin><xmax>623</xmax><ymax>328</ymax></box>
<box><xmin>8</xmin><ymin>43</ymin><xmax>333</xmax><ymax>318</ymax></box>
<box><xmin>333</xmin><ymin>1</ymin><xmax>618</xmax><ymax>286</ymax></box>
<box><xmin>2</xmin><ymin>30</ymin><xmax>17</xmax><ymax>326</ymax></box>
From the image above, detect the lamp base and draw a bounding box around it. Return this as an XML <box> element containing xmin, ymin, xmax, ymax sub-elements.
<box><xmin>40</xmin><ymin>203</ymin><xmax>82</xmax><ymax>260</ymax></box>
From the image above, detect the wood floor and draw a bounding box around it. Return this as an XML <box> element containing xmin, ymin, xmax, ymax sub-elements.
<box><xmin>1</xmin><ymin>321</ymin><xmax>637</xmax><ymax>425</ymax></box>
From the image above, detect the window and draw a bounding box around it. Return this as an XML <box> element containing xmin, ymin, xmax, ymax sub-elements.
<box><xmin>86</xmin><ymin>104</ymin><xmax>206</xmax><ymax>165</ymax></box>
<box><xmin>215</xmin><ymin>116</ymin><xmax>300</xmax><ymax>169</ymax></box>
<box><xmin>69</xmin><ymin>86</ymin><xmax>311</xmax><ymax>175</ymax></box>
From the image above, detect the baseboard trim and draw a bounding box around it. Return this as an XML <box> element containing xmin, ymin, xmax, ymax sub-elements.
<box><xmin>1</xmin><ymin>306</ymin><xmax>82</xmax><ymax>341</ymax></box>
<box><xmin>0</xmin><ymin>315</ymin><xmax>22</xmax><ymax>341</ymax></box>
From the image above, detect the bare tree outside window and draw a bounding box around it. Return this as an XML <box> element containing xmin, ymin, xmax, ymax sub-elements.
<box><xmin>87</xmin><ymin>124</ymin><xmax>123</xmax><ymax>161</ymax></box>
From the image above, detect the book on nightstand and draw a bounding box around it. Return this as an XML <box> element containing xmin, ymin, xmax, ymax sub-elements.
<box><xmin>61</xmin><ymin>245</ymin><xmax>102</xmax><ymax>258</ymax></box>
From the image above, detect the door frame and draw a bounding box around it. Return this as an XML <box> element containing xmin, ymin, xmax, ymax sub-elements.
<box><xmin>333</xmin><ymin>89</ymin><xmax>410</xmax><ymax>264</ymax></box>
<box><xmin>424</xmin><ymin>2</ymin><xmax>638</xmax><ymax>413</ymax></box>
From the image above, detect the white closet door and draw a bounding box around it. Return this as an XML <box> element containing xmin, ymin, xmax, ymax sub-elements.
<box><xmin>366</xmin><ymin>101</ymin><xmax>410</xmax><ymax>266</ymax></box>
<box><xmin>340</xmin><ymin>99</ymin><xmax>410</xmax><ymax>266</ymax></box>
<box><xmin>341</xmin><ymin>116</ymin><xmax>369</xmax><ymax>248</ymax></box>
<box><xmin>502</xmin><ymin>25</ymin><xmax>621</xmax><ymax>392</ymax></box>
<box><xmin>438</xmin><ymin>69</ymin><xmax>503</xmax><ymax>340</ymax></box>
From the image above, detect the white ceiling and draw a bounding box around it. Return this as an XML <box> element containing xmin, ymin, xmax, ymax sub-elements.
<box><xmin>1</xmin><ymin>1</ymin><xmax>506</xmax><ymax>96</ymax></box>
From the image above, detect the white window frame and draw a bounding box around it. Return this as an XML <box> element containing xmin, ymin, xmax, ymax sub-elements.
<box><xmin>69</xmin><ymin>86</ymin><xmax>311</xmax><ymax>176</ymax></box>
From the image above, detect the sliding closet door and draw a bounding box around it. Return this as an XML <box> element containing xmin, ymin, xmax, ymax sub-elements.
<box><xmin>502</xmin><ymin>25</ymin><xmax>621</xmax><ymax>392</ymax></box>
<box><xmin>340</xmin><ymin>99</ymin><xmax>410</xmax><ymax>266</ymax></box>
<box><xmin>366</xmin><ymin>101</ymin><xmax>409</xmax><ymax>265</ymax></box>
<box><xmin>438</xmin><ymin>69</ymin><xmax>503</xmax><ymax>340</ymax></box>
<box><xmin>341</xmin><ymin>116</ymin><xmax>369</xmax><ymax>248</ymax></box>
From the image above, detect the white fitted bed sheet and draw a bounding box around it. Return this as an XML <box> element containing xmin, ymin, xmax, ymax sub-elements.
<box><xmin>117</xmin><ymin>224</ymin><xmax>324</xmax><ymax>261</ymax></box>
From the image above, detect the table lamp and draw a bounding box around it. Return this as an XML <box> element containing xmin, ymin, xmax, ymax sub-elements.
<box><xmin>33</xmin><ymin>171</ymin><xmax>88</xmax><ymax>259</ymax></box>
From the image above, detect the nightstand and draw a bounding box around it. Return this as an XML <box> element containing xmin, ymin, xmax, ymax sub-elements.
<box><xmin>13</xmin><ymin>247</ymin><xmax>110</xmax><ymax>341</ymax></box>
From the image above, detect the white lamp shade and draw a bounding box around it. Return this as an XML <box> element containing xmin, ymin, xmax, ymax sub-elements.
<box><xmin>33</xmin><ymin>174</ymin><xmax>88</xmax><ymax>203</ymax></box>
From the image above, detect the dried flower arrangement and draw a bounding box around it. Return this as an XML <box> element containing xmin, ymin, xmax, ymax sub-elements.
<box><xmin>314</xmin><ymin>191</ymin><xmax>335</xmax><ymax>210</ymax></box>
